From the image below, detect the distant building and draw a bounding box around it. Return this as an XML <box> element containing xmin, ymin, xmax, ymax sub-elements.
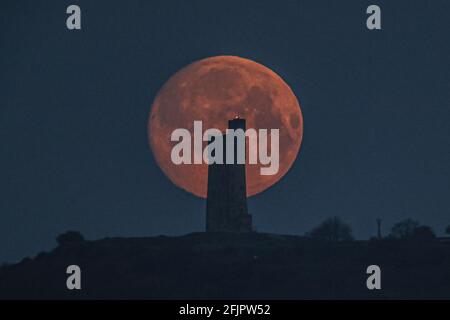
<box><xmin>206</xmin><ymin>117</ymin><xmax>252</xmax><ymax>232</ymax></box>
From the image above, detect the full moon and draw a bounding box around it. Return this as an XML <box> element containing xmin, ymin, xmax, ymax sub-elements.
<box><xmin>148</xmin><ymin>56</ymin><xmax>303</xmax><ymax>198</ymax></box>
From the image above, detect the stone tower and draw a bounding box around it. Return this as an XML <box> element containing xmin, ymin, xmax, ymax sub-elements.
<box><xmin>206</xmin><ymin>117</ymin><xmax>252</xmax><ymax>232</ymax></box>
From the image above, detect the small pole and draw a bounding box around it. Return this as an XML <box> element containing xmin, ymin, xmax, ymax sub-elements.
<box><xmin>376</xmin><ymin>218</ymin><xmax>382</xmax><ymax>239</ymax></box>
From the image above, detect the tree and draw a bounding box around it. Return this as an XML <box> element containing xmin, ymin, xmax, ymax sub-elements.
<box><xmin>389</xmin><ymin>219</ymin><xmax>419</xmax><ymax>239</ymax></box>
<box><xmin>389</xmin><ymin>219</ymin><xmax>435</xmax><ymax>240</ymax></box>
<box><xmin>56</xmin><ymin>231</ymin><xmax>85</xmax><ymax>246</ymax></box>
<box><xmin>307</xmin><ymin>216</ymin><xmax>354</xmax><ymax>242</ymax></box>
<box><xmin>411</xmin><ymin>225</ymin><xmax>435</xmax><ymax>240</ymax></box>
<box><xmin>446</xmin><ymin>226</ymin><xmax>450</xmax><ymax>235</ymax></box>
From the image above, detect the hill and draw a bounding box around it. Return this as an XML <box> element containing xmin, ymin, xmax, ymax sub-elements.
<box><xmin>1</xmin><ymin>232</ymin><xmax>449</xmax><ymax>299</ymax></box>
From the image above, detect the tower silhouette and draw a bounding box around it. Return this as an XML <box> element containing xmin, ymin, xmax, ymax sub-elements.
<box><xmin>206</xmin><ymin>117</ymin><xmax>252</xmax><ymax>232</ymax></box>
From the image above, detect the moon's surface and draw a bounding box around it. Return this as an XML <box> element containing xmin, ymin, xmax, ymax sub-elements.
<box><xmin>148</xmin><ymin>56</ymin><xmax>303</xmax><ymax>198</ymax></box>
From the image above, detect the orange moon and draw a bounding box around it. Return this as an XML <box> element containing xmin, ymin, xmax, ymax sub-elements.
<box><xmin>148</xmin><ymin>56</ymin><xmax>303</xmax><ymax>198</ymax></box>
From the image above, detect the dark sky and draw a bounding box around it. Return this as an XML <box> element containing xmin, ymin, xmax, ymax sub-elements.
<box><xmin>1</xmin><ymin>0</ymin><xmax>449</xmax><ymax>263</ymax></box>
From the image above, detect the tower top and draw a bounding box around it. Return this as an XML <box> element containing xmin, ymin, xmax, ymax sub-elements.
<box><xmin>228</xmin><ymin>117</ymin><xmax>246</xmax><ymax>130</ymax></box>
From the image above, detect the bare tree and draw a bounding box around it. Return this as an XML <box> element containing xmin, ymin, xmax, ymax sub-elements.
<box><xmin>412</xmin><ymin>225</ymin><xmax>435</xmax><ymax>240</ymax></box>
<box><xmin>389</xmin><ymin>219</ymin><xmax>419</xmax><ymax>239</ymax></box>
<box><xmin>389</xmin><ymin>219</ymin><xmax>435</xmax><ymax>240</ymax></box>
<box><xmin>307</xmin><ymin>216</ymin><xmax>354</xmax><ymax>242</ymax></box>
<box><xmin>56</xmin><ymin>231</ymin><xmax>85</xmax><ymax>246</ymax></box>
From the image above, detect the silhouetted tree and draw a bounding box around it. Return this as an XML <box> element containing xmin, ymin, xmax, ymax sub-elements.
<box><xmin>389</xmin><ymin>219</ymin><xmax>435</xmax><ymax>240</ymax></box>
<box><xmin>411</xmin><ymin>225</ymin><xmax>435</xmax><ymax>240</ymax></box>
<box><xmin>389</xmin><ymin>219</ymin><xmax>419</xmax><ymax>239</ymax></box>
<box><xmin>307</xmin><ymin>216</ymin><xmax>354</xmax><ymax>241</ymax></box>
<box><xmin>446</xmin><ymin>226</ymin><xmax>450</xmax><ymax>235</ymax></box>
<box><xmin>56</xmin><ymin>231</ymin><xmax>84</xmax><ymax>246</ymax></box>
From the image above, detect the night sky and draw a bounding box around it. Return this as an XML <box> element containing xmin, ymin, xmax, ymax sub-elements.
<box><xmin>1</xmin><ymin>0</ymin><xmax>449</xmax><ymax>263</ymax></box>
